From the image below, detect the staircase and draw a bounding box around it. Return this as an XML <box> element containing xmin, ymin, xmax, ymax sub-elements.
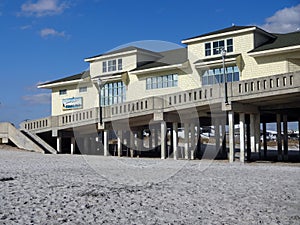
<box><xmin>0</xmin><ymin>122</ymin><xmax>57</xmax><ymax>154</ymax></box>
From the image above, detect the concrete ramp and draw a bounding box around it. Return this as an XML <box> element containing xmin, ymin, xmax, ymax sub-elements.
<box><xmin>20</xmin><ymin>129</ymin><xmax>57</xmax><ymax>154</ymax></box>
<box><xmin>0</xmin><ymin>122</ymin><xmax>56</xmax><ymax>153</ymax></box>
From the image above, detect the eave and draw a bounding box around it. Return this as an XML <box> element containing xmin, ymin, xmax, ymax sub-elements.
<box><xmin>248</xmin><ymin>45</ymin><xmax>300</xmax><ymax>57</ymax></box>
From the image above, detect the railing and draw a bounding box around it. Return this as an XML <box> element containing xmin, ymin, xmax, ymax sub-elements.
<box><xmin>58</xmin><ymin>108</ymin><xmax>98</xmax><ymax>127</ymax></box>
<box><xmin>232</xmin><ymin>72</ymin><xmax>297</xmax><ymax>96</ymax></box>
<box><xmin>22</xmin><ymin>71</ymin><xmax>300</xmax><ymax>132</ymax></box>
<box><xmin>20</xmin><ymin>117</ymin><xmax>52</xmax><ymax>132</ymax></box>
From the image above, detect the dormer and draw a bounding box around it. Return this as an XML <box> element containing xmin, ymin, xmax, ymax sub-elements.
<box><xmin>84</xmin><ymin>46</ymin><xmax>161</xmax><ymax>82</ymax></box>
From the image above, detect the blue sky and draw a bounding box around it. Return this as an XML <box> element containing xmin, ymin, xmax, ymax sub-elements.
<box><xmin>0</xmin><ymin>0</ymin><xmax>300</xmax><ymax>126</ymax></box>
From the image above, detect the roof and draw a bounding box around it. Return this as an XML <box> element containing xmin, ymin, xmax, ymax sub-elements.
<box><xmin>39</xmin><ymin>71</ymin><xmax>90</xmax><ymax>86</ymax></box>
<box><xmin>182</xmin><ymin>26</ymin><xmax>255</xmax><ymax>42</ymax></box>
<box><xmin>249</xmin><ymin>31</ymin><xmax>300</xmax><ymax>53</ymax></box>
<box><xmin>85</xmin><ymin>46</ymin><xmax>161</xmax><ymax>60</ymax></box>
<box><xmin>132</xmin><ymin>48</ymin><xmax>187</xmax><ymax>71</ymax></box>
<box><xmin>194</xmin><ymin>54</ymin><xmax>241</xmax><ymax>64</ymax></box>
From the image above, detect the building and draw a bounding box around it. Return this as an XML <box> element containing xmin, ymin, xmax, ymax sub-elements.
<box><xmin>19</xmin><ymin>25</ymin><xmax>300</xmax><ymax>162</ymax></box>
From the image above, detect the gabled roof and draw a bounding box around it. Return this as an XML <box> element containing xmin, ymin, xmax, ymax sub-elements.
<box><xmin>249</xmin><ymin>31</ymin><xmax>300</xmax><ymax>53</ymax></box>
<box><xmin>38</xmin><ymin>71</ymin><xmax>90</xmax><ymax>87</ymax></box>
<box><xmin>85</xmin><ymin>46</ymin><xmax>161</xmax><ymax>61</ymax></box>
<box><xmin>132</xmin><ymin>48</ymin><xmax>187</xmax><ymax>71</ymax></box>
<box><xmin>183</xmin><ymin>26</ymin><xmax>254</xmax><ymax>42</ymax></box>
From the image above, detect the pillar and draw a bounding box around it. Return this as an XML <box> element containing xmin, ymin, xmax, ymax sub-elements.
<box><xmin>117</xmin><ymin>130</ymin><xmax>122</xmax><ymax>157</ymax></box>
<box><xmin>184</xmin><ymin>123</ymin><xmax>189</xmax><ymax>160</ymax></box>
<box><xmin>190</xmin><ymin>123</ymin><xmax>195</xmax><ymax>160</ymax></box>
<box><xmin>173</xmin><ymin>122</ymin><xmax>178</xmax><ymax>160</ymax></box>
<box><xmin>130</xmin><ymin>131</ymin><xmax>135</xmax><ymax>157</ymax></box>
<box><xmin>215</xmin><ymin>120</ymin><xmax>220</xmax><ymax>153</ymax></box>
<box><xmin>161</xmin><ymin>121</ymin><xmax>166</xmax><ymax>159</ymax></box>
<box><xmin>276</xmin><ymin>114</ymin><xmax>282</xmax><ymax>161</ymax></box>
<box><xmin>228</xmin><ymin>111</ymin><xmax>235</xmax><ymax>163</ymax></box>
<box><xmin>255</xmin><ymin>113</ymin><xmax>261</xmax><ymax>159</ymax></box>
<box><xmin>246</xmin><ymin>116</ymin><xmax>251</xmax><ymax>161</ymax></box>
<box><xmin>283</xmin><ymin>115</ymin><xmax>288</xmax><ymax>161</ymax></box>
<box><xmin>137</xmin><ymin>130</ymin><xmax>143</xmax><ymax>156</ymax></box>
<box><xmin>221</xmin><ymin>120</ymin><xmax>226</xmax><ymax>156</ymax></box>
<box><xmin>57</xmin><ymin>137</ymin><xmax>62</xmax><ymax>153</ymax></box>
<box><xmin>250</xmin><ymin>114</ymin><xmax>256</xmax><ymax>153</ymax></box>
<box><xmin>239</xmin><ymin>113</ymin><xmax>245</xmax><ymax>163</ymax></box>
<box><xmin>263</xmin><ymin>122</ymin><xmax>267</xmax><ymax>159</ymax></box>
<box><xmin>103</xmin><ymin>130</ymin><xmax>108</xmax><ymax>156</ymax></box>
<box><xmin>197</xmin><ymin>122</ymin><xmax>202</xmax><ymax>158</ymax></box>
<box><xmin>71</xmin><ymin>137</ymin><xmax>75</xmax><ymax>155</ymax></box>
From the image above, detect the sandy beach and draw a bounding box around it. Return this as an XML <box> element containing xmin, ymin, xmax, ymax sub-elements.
<box><xmin>0</xmin><ymin>146</ymin><xmax>299</xmax><ymax>224</ymax></box>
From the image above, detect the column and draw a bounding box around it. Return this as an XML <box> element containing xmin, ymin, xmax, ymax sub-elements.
<box><xmin>263</xmin><ymin>122</ymin><xmax>267</xmax><ymax>159</ymax></box>
<box><xmin>117</xmin><ymin>130</ymin><xmax>122</xmax><ymax>157</ymax></box>
<box><xmin>255</xmin><ymin>113</ymin><xmax>261</xmax><ymax>159</ymax></box>
<box><xmin>173</xmin><ymin>122</ymin><xmax>178</xmax><ymax>160</ymax></box>
<box><xmin>137</xmin><ymin>130</ymin><xmax>143</xmax><ymax>157</ymax></box>
<box><xmin>283</xmin><ymin>115</ymin><xmax>288</xmax><ymax>161</ymax></box>
<box><xmin>71</xmin><ymin>137</ymin><xmax>75</xmax><ymax>155</ymax></box>
<box><xmin>184</xmin><ymin>123</ymin><xmax>189</xmax><ymax>160</ymax></box>
<box><xmin>246</xmin><ymin>116</ymin><xmax>251</xmax><ymax>161</ymax></box>
<box><xmin>190</xmin><ymin>123</ymin><xmax>196</xmax><ymax>160</ymax></box>
<box><xmin>197</xmin><ymin>123</ymin><xmax>201</xmax><ymax>158</ymax></box>
<box><xmin>103</xmin><ymin>130</ymin><xmax>108</xmax><ymax>156</ymax></box>
<box><xmin>250</xmin><ymin>114</ymin><xmax>256</xmax><ymax>153</ymax></box>
<box><xmin>221</xmin><ymin>120</ymin><xmax>226</xmax><ymax>157</ymax></box>
<box><xmin>161</xmin><ymin>121</ymin><xmax>166</xmax><ymax>159</ymax></box>
<box><xmin>56</xmin><ymin>137</ymin><xmax>62</xmax><ymax>153</ymax></box>
<box><xmin>129</xmin><ymin>131</ymin><xmax>135</xmax><ymax>157</ymax></box>
<box><xmin>239</xmin><ymin>113</ymin><xmax>245</xmax><ymax>163</ymax></box>
<box><xmin>215</xmin><ymin>120</ymin><xmax>220</xmax><ymax>153</ymax></box>
<box><xmin>148</xmin><ymin>129</ymin><xmax>153</xmax><ymax>150</ymax></box>
<box><xmin>276</xmin><ymin>114</ymin><xmax>282</xmax><ymax>161</ymax></box>
<box><xmin>228</xmin><ymin>111</ymin><xmax>235</xmax><ymax>163</ymax></box>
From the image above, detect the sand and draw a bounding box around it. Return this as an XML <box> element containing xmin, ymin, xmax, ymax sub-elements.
<box><xmin>0</xmin><ymin>147</ymin><xmax>299</xmax><ymax>224</ymax></box>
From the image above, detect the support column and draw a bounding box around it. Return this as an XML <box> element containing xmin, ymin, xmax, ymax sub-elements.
<box><xmin>239</xmin><ymin>113</ymin><xmax>245</xmax><ymax>163</ymax></box>
<box><xmin>197</xmin><ymin>123</ymin><xmax>201</xmax><ymax>157</ymax></box>
<box><xmin>103</xmin><ymin>130</ymin><xmax>108</xmax><ymax>156</ymax></box>
<box><xmin>56</xmin><ymin>137</ymin><xmax>62</xmax><ymax>153</ymax></box>
<box><xmin>137</xmin><ymin>130</ymin><xmax>143</xmax><ymax>156</ymax></box>
<box><xmin>250</xmin><ymin>114</ymin><xmax>256</xmax><ymax>153</ymax></box>
<box><xmin>190</xmin><ymin>123</ymin><xmax>195</xmax><ymax>160</ymax></box>
<box><xmin>215</xmin><ymin>120</ymin><xmax>220</xmax><ymax>153</ymax></box>
<box><xmin>283</xmin><ymin>115</ymin><xmax>288</xmax><ymax>161</ymax></box>
<box><xmin>117</xmin><ymin>130</ymin><xmax>122</xmax><ymax>157</ymax></box>
<box><xmin>228</xmin><ymin>111</ymin><xmax>235</xmax><ymax>163</ymax></box>
<box><xmin>263</xmin><ymin>122</ymin><xmax>267</xmax><ymax>159</ymax></box>
<box><xmin>246</xmin><ymin>116</ymin><xmax>251</xmax><ymax>161</ymax></box>
<box><xmin>151</xmin><ymin>128</ymin><xmax>156</xmax><ymax>150</ymax></box>
<box><xmin>130</xmin><ymin>131</ymin><xmax>135</xmax><ymax>157</ymax></box>
<box><xmin>255</xmin><ymin>113</ymin><xmax>261</xmax><ymax>159</ymax></box>
<box><xmin>161</xmin><ymin>121</ymin><xmax>166</xmax><ymax>159</ymax></box>
<box><xmin>184</xmin><ymin>123</ymin><xmax>189</xmax><ymax>160</ymax></box>
<box><xmin>221</xmin><ymin>120</ymin><xmax>226</xmax><ymax>156</ymax></box>
<box><xmin>71</xmin><ymin>137</ymin><xmax>75</xmax><ymax>155</ymax></box>
<box><xmin>277</xmin><ymin>114</ymin><xmax>282</xmax><ymax>161</ymax></box>
<box><xmin>173</xmin><ymin>122</ymin><xmax>178</xmax><ymax>160</ymax></box>
<box><xmin>148</xmin><ymin>129</ymin><xmax>153</xmax><ymax>150</ymax></box>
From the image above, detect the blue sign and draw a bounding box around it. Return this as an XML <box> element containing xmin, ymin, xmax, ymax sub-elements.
<box><xmin>62</xmin><ymin>97</ymin><xmax>83</xmax><ymax>110</ymax></box>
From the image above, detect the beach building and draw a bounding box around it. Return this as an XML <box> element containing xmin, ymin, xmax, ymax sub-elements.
<box><xmin>7</xmin><ymin>25</ymin><xmax>300</xmax><ymax>162</ymax></box>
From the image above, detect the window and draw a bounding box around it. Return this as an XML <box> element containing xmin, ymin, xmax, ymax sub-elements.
<box><xmin>59</xmin><ymin>89</ymin><xmax>67</xmax><ymax>95</ymax></box>
<box><xmin>118</xmin><ymin>59</ymin><xmax>122</xmax><ymax>70</ymax></box>
<box><xmin>213</xmin><ymin>40</ymin><xmax>225</xmax><ymax>55</ymax></box>
<box><xmin>102</xmin><ymin>58</ymin><xmax>123</xmax><ymax>73</ymax></box>
<box><xmin>227</xmin><ymin>39</ymin><xmax>233</xmax><ymax>53</ymax></box>
<box><xmin>102</xmin><ymin>61</ymin><xmax>107</xmax><ymax>73</ymax></box>
<box><xmin>79</xmin><ymin>86</ymin><xmax>87</xmax><ymax>93</ymax></box>
<box><xmin>100</xmin><ymin>81</ymin><xmax>126</xmax><ymax>106</ymax></box>
<box><xmin>146</xmin><ymin>74</ymin><xmax>178</xmax><ymax>90</ymax></box>
<box><xmin>202</xmin><ymin>66</ymin><xmax>240</xmax><ymax>85</ymax></box>
<box><xmin>205</xmin><ymin>43</ymin><xmax>211</xmax><ymax>56</ymax></box>
<box><xmin>205</xmin><ymin>38</ymin><xmax>233</xmax><ymax>56</ymax></box>
<box><xmin>108</xmin><ymin>60</ymin><xmax>116</xmax><ymax>72</ymax></box>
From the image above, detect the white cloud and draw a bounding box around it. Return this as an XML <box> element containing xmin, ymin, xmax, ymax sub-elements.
<box><xmin>20</xmin><ymin>0</ymin><xmax>69</xmax><ymax>17</ymax></box>
<box><xmin>22</xmin><ymin>93</ymin><xmax>51</xmax><ymax>105</ymax></box>
<box><xmin>261</xmin><ymin>4</ymin><xmax>300</xmax><ymax>33</ymax></box>
<box><xmin>39</xmin><ymin>28</ymin><xmax>66</xmax><ymax>38</ymax></box>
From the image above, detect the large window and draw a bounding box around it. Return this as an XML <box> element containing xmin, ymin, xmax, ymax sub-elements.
<box><xmin>205</xmin><ymin>38</ymin><xmax>233</xmax><ymax>56</ymax></box>
<box><xmin>146</xmin><ymin>74</ymin><xmax>178</xmax><ymax>90</ymax></box>
<box><xmin>100</xmin><ymin>81</ymin><xmax>126</xmax><ymax>106</ymax></box>
<box><xmin>102</xmin><ymin>59</ymin><xmax>122</xmax><ymax>73</ymax></box>
<box><xmin>202</xmin><ymin>66</ymin><xmax>239</xmax><ymax>85</ymax></box>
